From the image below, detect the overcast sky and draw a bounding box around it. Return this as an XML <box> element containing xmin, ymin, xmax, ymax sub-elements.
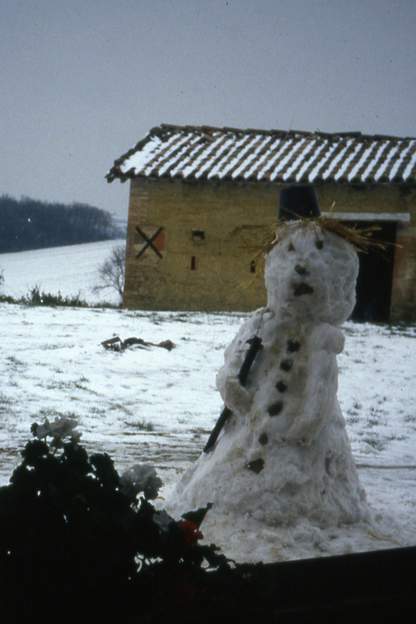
<box><xmin>1</xmin><ymin>0</ymin><xmax>415</xmax><ymax>217</ymax></box>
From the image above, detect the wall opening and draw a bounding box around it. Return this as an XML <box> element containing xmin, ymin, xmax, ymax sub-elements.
<box><xmin>250</xmin><ymin>260</ymin><xmax>256</xmax><ymax>273</ymax></box>
<box><xmin>191</xmin><ymin>256</ymin><xmax>197</xmax><ymax>270</ymax></box>
<box><xmin>349</xmin><ymin>221</ymin><xmax>397</xmax><ymax>322</ymax></box>
<box><xmin>192</xmin><ymin>229</ymin><xmax>205</xmax><ymax>242</ymax></box>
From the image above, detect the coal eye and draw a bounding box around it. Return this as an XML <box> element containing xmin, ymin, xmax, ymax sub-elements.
<box><xmin>288</xmin><ymin>242</ymin><xmax>295</xmax><ymax>251</ymax></box>
<box><xmin>316</xmin><ymin>240</ymin><xmax>324</xmax><ymax>250</ymax></box>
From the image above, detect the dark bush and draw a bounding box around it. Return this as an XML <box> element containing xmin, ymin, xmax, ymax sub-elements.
<box><xmin>0</xmin><ymin>430</ymin><xmax>229</xmax><ymax>620</ymax></box>
<box><xmin>0</xmin><ymin>294</ymin><xmax>16</xmax><ymax>304</ymax></box>
<box><xmin>0</xmin><ymin>286</ymin><xmax>119</xmax><ymax>309</ymax></box>
<box><xmin>1</xmin><ymin>424</ymin><xmax>414</xmax><ymax>622</ymax></box>
<box><xmin>20</xmin><ymin>285</ymin><xmax>90</xmax><ymax>308</ymax></box>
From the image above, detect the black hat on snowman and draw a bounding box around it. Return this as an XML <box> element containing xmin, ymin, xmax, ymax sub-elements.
<box><xmin>278</xmin><ymin>185</ymin><xmax>320</xmax><ymax>221</ymax></box>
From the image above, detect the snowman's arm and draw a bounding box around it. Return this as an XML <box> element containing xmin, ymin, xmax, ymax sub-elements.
<box><xmin>205</xmin><ymin>335</ymin><xmax>262</xmax><ymax>452</ymax></box>
<box><xmin>216</xmin><ymin>314</ymin><xmax>262</xmax><ymax>413</ymax></box>
<box><xmin>311</xmin><ymin>323</ymin><xmax>345</xmax><ymax>354</ymax></box>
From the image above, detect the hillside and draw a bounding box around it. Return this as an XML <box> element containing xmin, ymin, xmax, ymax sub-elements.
<box><xmin>0</xmin><ymin>194</ymin><xmax>124</xmax><ymax>253</ymax></box>
<box><xmin>0</xmin><ymin>239</ymin><xmax>125</xmax><ymax>304</ymax></box>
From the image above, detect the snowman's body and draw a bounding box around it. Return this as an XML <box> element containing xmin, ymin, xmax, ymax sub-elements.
<box><xmin>169</xmin><ymin>222</ymin><xmax>368</xmax><ymax>527</ymax></box>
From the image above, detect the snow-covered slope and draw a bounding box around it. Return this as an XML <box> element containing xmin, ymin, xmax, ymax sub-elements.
<box><xmin>0</xmin><ymin>239</ymin><xmax>125</xmax><ymax>304</ymax></box>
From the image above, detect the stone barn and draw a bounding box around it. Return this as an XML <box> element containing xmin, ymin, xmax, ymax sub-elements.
<box><xmin>107</xmin><ymin>124</ymin><xmax>416</xmax><ymax>322</ymax></box>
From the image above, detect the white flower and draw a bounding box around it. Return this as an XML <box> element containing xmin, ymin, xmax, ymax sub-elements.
<box><xmin>120</xmin><ymin>464</ymin><xmax>163</xmax><ymax>500</ymax></box>
<box><xmin>31</xmin><ymin>416</ymin><xmax>81</xmax><ymax>442</ymax></box>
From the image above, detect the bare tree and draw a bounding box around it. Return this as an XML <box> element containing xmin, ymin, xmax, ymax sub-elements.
<box><xmin>94</xmin><ymin>244</ymin><xmax>126</xmax><ymax>299</ymax></box>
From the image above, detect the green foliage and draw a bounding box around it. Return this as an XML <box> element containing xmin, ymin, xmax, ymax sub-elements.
<box><xmin>0</xmin><ymin>286</ymin><xmax>119</xmax><ymax>309</ymax></box>
<box><xmin>0</xmin><ymin>294</ymin><xmax>16</xmax><ymax>304</ymax></box>
<box><xmin>20</xmin><ymin>285</ymin><xmax>90</xmax><ymax>307</ymax></box>
<box><xmin>0</xmin><ymin>429</ymin><xmax>228</xmax><ymax>619</ymax></box>
<box><xmin>136</xmin><ymin>419</ymin><xmax>155</xmax><ymax>432</ymax></box>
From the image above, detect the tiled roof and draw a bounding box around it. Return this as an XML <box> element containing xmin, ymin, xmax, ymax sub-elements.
<box><xmin>107</xmin><ymin>124</ymin><xmax>416</xmax><ymax>185</ymax></box>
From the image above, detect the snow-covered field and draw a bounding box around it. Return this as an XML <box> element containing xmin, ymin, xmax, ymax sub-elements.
<box><xmin>0</xmin><ymin>304</ymin><xmax>233</xmax><ymax>482</ymax></box>
<box><xmin>0</xmin><ymin>239</ymin><xmax>125</xmax><ymax>305</ymax></box>
<box><xmin>0</xmin><ymin>242</ymin><xmax>415</xmax><ymax>562</ymax></box>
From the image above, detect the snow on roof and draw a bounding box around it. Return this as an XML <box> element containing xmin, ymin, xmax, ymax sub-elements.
<box><xmin>107</xmin><ymin>124</ymin><xmax>416</xmax><ymax>186</ymax></box>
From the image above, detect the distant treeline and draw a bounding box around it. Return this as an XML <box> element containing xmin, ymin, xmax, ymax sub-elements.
<box><xmin>0</xmin><ymin>195</ymin><xmax>124</xmax><ymax>253</ymax></box>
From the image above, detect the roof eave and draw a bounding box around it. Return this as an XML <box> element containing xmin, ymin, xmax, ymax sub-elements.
<box><xmin>106</xmin><ymin>170</ymin><xmax>416</xmax><ymax>187</ymax></box>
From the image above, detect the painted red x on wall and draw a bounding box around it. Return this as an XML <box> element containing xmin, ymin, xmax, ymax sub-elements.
<box><xmin>135</xmin><ymin>226</ymin><xmax>165</xmax><ymax>259</ymax></box>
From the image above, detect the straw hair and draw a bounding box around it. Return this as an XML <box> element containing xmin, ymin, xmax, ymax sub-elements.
<box><xmin>244</xmin><ymin>215</ymin><xmax>397</xmax><ymax>280</ymax></box>
<box><xmin>262</xmin><ymin>216</ymin><xmax>390</xmax><ymax>256</ymax></box>
<box><xmin>239</xmin><ymin>214</ymin><xmax>398</xmax><ymax>296</ymax></box>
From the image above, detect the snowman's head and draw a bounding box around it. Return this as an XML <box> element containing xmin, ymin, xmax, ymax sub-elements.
<box><xmin>264</xmin><ymin>221</ymin><xmax>359</xmax><ymax>325</ymax></box>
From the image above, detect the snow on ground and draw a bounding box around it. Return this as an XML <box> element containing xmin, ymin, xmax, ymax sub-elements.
<box><xmin>0</xmin><ymin>239</ymin><xmax>125</xmax><ymax>305</ymax></box>
<box><xmin>0</xmin><ymin>300</ymin><xmax>415</xmax><ymax>562</ymax></box>
<box><xmin>0</xmin><ymin>241</ymin><xmax>415</xmax><ymax>562</ymax></box>
<box><xmin>0</xmin><ymin>304</ymin><xmax>236</xmax><ymax>484</ymax></box>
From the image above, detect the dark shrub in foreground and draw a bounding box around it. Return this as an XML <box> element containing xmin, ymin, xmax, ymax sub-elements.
<box><xmin>1</xmin><ymin>430</ymin><xmax>415</xmax><ymax>622</ymax></box>
<box><xmin>0</xmin><ymin>435</ymin><xmax>228</xmax><ymax>620</ymax></box>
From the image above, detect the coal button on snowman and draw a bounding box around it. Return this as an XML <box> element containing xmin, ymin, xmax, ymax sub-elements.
<box><xmin>275</xmin><ymin>381</ymin><xmax>288</xmax><ymax>392</ymax></box>
<box><xmin>168</xmin><ymin>185</ymin><xmax>368</xmax><ymax>533</ymax></box>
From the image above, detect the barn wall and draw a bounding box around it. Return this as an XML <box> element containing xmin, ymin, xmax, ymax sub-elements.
<box><xmin>124</xmin><ymin>179</ymin><xmax>416</xmax><ymax>320</ymax></box>
<box><xmin>317</xmin><ymin>185</ymin><xmax>416</xmax><ymax>322</ymax></box>
<box><xmin>124</xmin><ymin>178</ymin><xmax>276</xmax><ymax>311</ymax></box>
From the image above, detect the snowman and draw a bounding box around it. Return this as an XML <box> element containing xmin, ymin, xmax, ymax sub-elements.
<box><xmin>168</xmin><ymin>186</ymin><xmax>368</xmax><ymax>531</ymax></box>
